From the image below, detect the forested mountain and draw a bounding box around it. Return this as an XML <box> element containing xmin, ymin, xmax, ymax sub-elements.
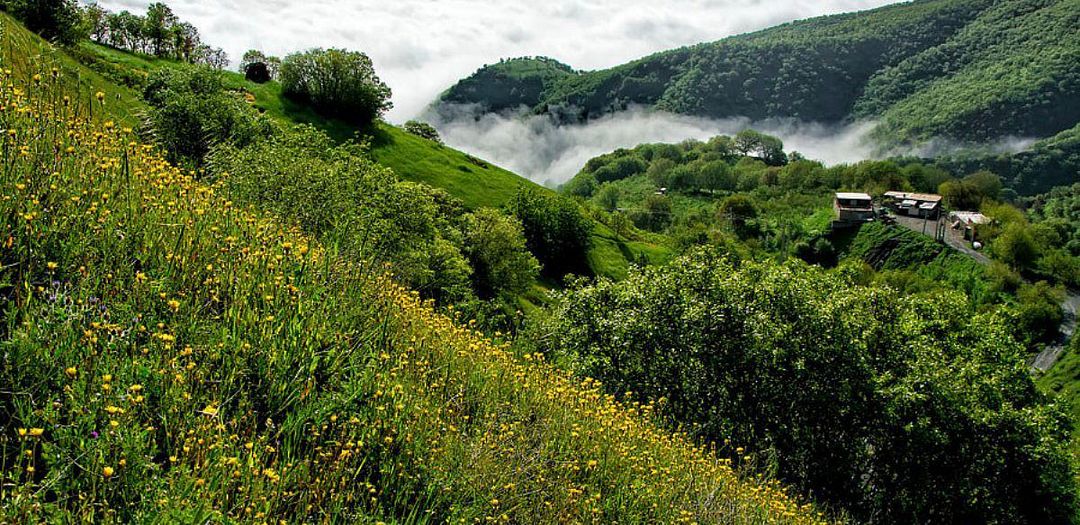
<box><xmin>436</xmin><ymin>0</ymin><xmax>1080</xmax><ymax>149</ymax></box>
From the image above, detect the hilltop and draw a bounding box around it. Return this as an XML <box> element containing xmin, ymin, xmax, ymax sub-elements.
<box><xmin>436</xmin><ymin>0</ymin><xmax>1080</xmax><ymax>178</ymax></box>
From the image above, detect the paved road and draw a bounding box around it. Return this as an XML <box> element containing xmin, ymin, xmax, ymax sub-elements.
<box><xmin>890</xmin><ymin>214</ymin><xmax>1078</xmax><ymax>371</ymax></box>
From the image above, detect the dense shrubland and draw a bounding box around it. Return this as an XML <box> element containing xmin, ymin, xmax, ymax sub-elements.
<box><xmin>0</xmin><ymin>59</ymin><xmax>828</xmax><ymax>523</ymax></box>
<box><xmin>536</xmin><ymin>247</ymin><xmax>1077</xmax><ymax>523</ymax></box>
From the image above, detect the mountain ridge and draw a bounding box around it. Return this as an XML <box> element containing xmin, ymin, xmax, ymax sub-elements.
<box><xmin>436</xmin><ymin>0</ymin><xmax>1079</xmax><ymax>150</ymax></box>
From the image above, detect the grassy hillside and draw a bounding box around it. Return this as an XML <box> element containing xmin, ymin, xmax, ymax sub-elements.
<box><xmin>438</xmin><ymin>0</ymin><xmax>1079</xmax><ymax>150</ymax></box>
<box><xmin>71</xmin><ymin>40</ymin><xmax>671</xmax><ymax>278</ymax></box>
<box><xmin>0</xmin><ymin>16</ymin><xmax>825</xmax><ymax>523</ymax></box>
<box><xmin>74</xmin><ymin>41</ymin><xmax>536</xmax><ymax>210</ymax></box>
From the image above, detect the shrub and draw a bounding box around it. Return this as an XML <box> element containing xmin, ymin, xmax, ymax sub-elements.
<box><xmin>542</xmin><ymin>248</ymin><xmax>1078</xmax><ymax>523</ymax></box>
<box><xmin>461</xmin><ymin>208</ymin><xmax>540</xmax><ymax>299</ymax></box>
<box><xmin>142</xmin><ymin>66</ymin><xmax>274</xmax><ymax>167</ymax></box>
<box><xmin>279</xmin><ymin>48</ymin><xmax>392</xmax><ymax>126</ymax></box>
<box><xmin>506</xmin><ymin>188</ymin><xmax>591</xmax><ymax>277</ymax></box>
<box><xmin>403</xmin><ymin>120</ymin><xmax>442</xmax><ymax>143</ymax></box>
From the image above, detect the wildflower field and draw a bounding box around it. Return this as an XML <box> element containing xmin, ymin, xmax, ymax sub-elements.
<box><xmin>0</xmin><ymin>36</ymin><xmax>826</xmax><ymax>524</ymax></box>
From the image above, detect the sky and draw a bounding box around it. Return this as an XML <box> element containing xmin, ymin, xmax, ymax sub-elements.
<box><xmin>91</xmin><ymin>0</ymin><xmax>902</xmax><ymax>122</ymax></box>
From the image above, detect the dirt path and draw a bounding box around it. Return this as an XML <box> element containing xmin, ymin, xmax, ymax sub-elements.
<box><xmin>890</xmin><ymin>214</ymin><xmax>1078</xmax><ymax>371</ymax></box>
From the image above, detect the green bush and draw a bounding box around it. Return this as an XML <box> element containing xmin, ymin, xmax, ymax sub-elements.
<box><xmin>279</xmin><ymin>48</ymin><xmax>392</xmax><ymax>126</ymax></box>
<box><xmin>506</xmin><ymin>188</ymin><xmax>591</xmax><ymax>277</ymax></box>
<box><xmin>542</xmin><ymin>247</ymin><xmax>1077</xmax><ymax>523</ymax></box>
<box><xmin>142</xmin><ymin>66</ymin><xmax>274</xmax><ymax>167</ymax></box>
<box><xmin>461</xmin><ymin>208</ymin><xmax>540</xmax><ymax>299</ymax></box>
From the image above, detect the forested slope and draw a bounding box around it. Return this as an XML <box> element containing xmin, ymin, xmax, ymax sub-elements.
<box><xmin>437</xmin><ymin>0</ymin><xmax>1080</xmax><ymax>149</ymax></box>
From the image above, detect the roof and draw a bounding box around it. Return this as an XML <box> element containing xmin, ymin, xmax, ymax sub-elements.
<box><xmin>835</xmin><ymin>192</ymin><xmax>872</xmax><ymax>201</ymax></box>
<box><xmin>883</xmin><ymin>191</ymin><xmax>942</xmax><ymax>203</ymax></box>
<box><xmin>951</xmin><ymin>211</ymin><xmax>989</xmax><ymax>224</ymax></box>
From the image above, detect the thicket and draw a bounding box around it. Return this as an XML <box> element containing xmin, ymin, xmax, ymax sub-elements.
<box><xmin>539</xmin><ymin>247</ymin><xmax>1078</xmax><ymax>524</ymax></box>
<box><xmin>279</xmin><ymin>48</ymin><xmax>393</xmax><ymax>126</ymax></box>
<box><xmin>142</xmin><ymin>66</ymin><xmax>275</xmax><ymax>167</ymax></box>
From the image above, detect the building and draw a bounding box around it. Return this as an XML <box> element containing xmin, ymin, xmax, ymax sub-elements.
<box><xmin>834</xmin><ymin>192</ymin><xmax>875</xmax><ymax>224</ymax></box>
<box><xmin>882</xmin><ymin>191</ymin><xmax>943</xmax><ymax>219</ymax></box>
<box><xmin>949</xmin><ymin>211</ymin><xmax>990</xmax><ymax>241</ymax></box>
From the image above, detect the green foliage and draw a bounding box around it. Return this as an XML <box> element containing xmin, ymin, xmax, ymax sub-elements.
<box><xmin>2</xmin><ymin>0</ymin><xmax>82</xmax><ymax>44</ymax></box>
<box><xmin>992</xmin><ymin>223</ymin><xmax>1041</xmax><ymax>269</ymax></box>
<box><xmin>939</xmin><ymin>170</ymin><xmax>1002</xmax><ymax>209</ymax></box>
<box><xmin>542</xmin><ymin>247</ymin><xmax>1078</xmax><ymax>523</ymax></box>
<box><xmin>440</xmin><ymin>0</ymin><xmax>1080</xmax><ymax>191</ymax></box>
<box><xmin>280</xmin><ymin>48</ymin><xmax>392</xmax><ymax>126</ymax></box>
<box><xmin>142</xmin><ymin>65</ymin><xmax>275</xmax><ymax>167</ymax></box>
<box><xmin>506</xmin><ymin>188</ymin><xmax>592</xmax><ymax>277</ymax></box>
<box><xmin>1015</xmin><ymin>281</ymin><xmax>1067</xmax><ymax>345</ymax></box>
<box><xmin>402</xmin><ymin>120</ymin><xmax>442</xmax><ymax>144</ymax></box>
<box><xmin>0</xmin><ymin>58</ymin><xmax>826</xmax><ymax>523</ymax></box>
<box><xmin>461</xmin><ymin>208</ymin><xmax>540</xmax><ymax>299</ymax></box>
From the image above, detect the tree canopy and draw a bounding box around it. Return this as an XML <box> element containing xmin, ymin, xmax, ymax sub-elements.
<box><xmin>279</xmin><ymin>48</ymin><xmax>393</xmax><ymax>126</ymax></box>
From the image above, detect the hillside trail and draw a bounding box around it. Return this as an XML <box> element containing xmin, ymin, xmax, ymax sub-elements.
<box><xmin>890</xmin><ymin>214</ymin><xmax>1077</xmax><ymax>371</ymax></box>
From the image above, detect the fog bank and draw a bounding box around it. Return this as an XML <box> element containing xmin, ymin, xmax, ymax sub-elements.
<box><xmin>430</xmin><ymin>106</ymin><xmax>880</xmax><ymax>185</ymax></box>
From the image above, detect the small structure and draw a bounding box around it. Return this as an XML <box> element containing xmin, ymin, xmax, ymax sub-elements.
<box><xmin>882</xmin><ymin>191</ymin><xmax>942</xmax><ymax>219</ymax></box>
<box><xmin>949</xmin><ymin>211</ymin><xmax>990</xmax><ymax>241</ymax></box>
<box><xmin>833</xmin><ymin>192</ymin><xmax>875</xmax><ymax>225</ymax></box>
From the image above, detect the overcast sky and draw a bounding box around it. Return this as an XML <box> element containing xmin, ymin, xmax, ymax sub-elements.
<box><xmin>91</xmin><ymin>0</ymin><xmax>901</xmax><ymax>122</ymax></box>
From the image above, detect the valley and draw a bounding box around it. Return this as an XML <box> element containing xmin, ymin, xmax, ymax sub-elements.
<box><xmin>0</xmin><ymin>1</ymin><xmax>1078</xmax><ymax>523</ymax></box>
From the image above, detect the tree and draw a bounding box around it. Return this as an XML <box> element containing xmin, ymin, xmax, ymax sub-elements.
<box><xmin>461</xmin><ymin>208</ymin><xmax>540</xmax><ymax>299</ymax></box>
<box><xmin>6</xmin><ymin>0</ymin><xmax>83</xmax><ymax>44</ymax></box>
<box><xmin>170</xmin><ymin>22</ymin><xmax>200</xmax><ymax>62</ymax></box>
<box><xmin>993</xmin><ymin>223</ymin><xmax>1041</xmax><ymax>270</ymax></box>
<box><xmin>506</xmin><ymin>188</ymin><xmax>591</xmax><ymax>277</ymax></box>
<box><xmin>734</xmin><ymin>129</ymin><xmax>787</xmax><ymax>166</ymax></box>
<box><xmin>144</xmin><ymin>2</ymin><xmax>178</xmax><ymax>57</ymax></box>
<box><xmin>717</xmin><ymin>194</ymin><xmax>757</xmax><ymax>235</ymax></box>
<box><xmin>596</xmin><ymin>184</ymin><xmax>620</xmax><ymax>212</ymax></box>
<box><xmin>279</xmin><ymin>48</ymin><xmax>393</xmax><ymax>126</ymax></box>
<box><xmin>638</xmin><ymin>194</ymin><xmax>672</xmax><ymax>232</ymax></box>
<box><xmin>239</xmin><ymin>49</ymin><xmax>280</xmax><ymax>81</ymax></box>
<box><xmin>81</xmin><ymin>3</ymin><xmax>109</xmax><ymax>43</ymax></box>
<box><xmin>403</xmin><ymin>120</ymin><xmax>442</xmax><ymax>143</ymax></box>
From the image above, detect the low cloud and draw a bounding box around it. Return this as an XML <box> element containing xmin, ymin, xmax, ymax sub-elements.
<box><xmin>429</xmin><ymin>106</ymin><xmax>881</xmax><ymax>185</ymax></box>
<box><xmin>90</xmin><ymin>0</ymin><xmax>902</xmax><ymax>121</ymax></box>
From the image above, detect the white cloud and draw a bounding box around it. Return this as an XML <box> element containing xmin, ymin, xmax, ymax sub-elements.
<box><xmin>429</xmin><ymin>106</ymin><xmax>881</xmax><ymax>185</ymax></box>
<box><xmin>89</xmin><ymin>0</ymin><xmax>901</xmax><ymax>122</ymax></box>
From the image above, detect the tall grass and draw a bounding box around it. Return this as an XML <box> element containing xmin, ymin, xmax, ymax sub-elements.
<box><xmin>0</xmin><ymin>51</ymin><xmax>826</xmax><ymax>523</ymax></box>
